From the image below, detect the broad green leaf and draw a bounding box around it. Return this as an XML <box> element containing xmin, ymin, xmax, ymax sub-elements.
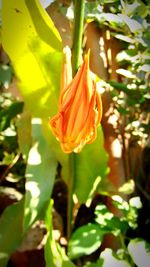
<box><xmin>42</xmin><ymin>120</ymin><xmax>70</xmax><ymax>185</ymax></box>
<box><xmin>68</xmin><ymin>223</ymin><xmax>105</xmax><ymax>260</ymax></box>
<box><xmin>23</xmin><ymin>118</ymin><xmax>57</xmax><ymax>232</ymax></box>
<box><xmin>2</xmin><ymin>0</ymin><xmax>63</xmax><ymax>119</ymax></box>
<box><xmin>100</xmin><ymin>248</ymin><xmax>130</xmax><ymax>267</ymax></box>
<box><xmin>44</xmin><ymin>200</ymin><xmax>76</xmax><ymax>267</ymax></box>
<box><xmin>0</xmin><ymin>199</ymin><xmax>24</xmax><ymax>267</ymax></box>
<box><xmin>43</xmin><ymin>123</ymin><xmax>108</xmax><ymax>204</ymax></box>
<box><xmin>17</xmin><ymin>108</ymin><xmax>32</xmax><ymax>159</ymax></box>
<box><xmin>25</xmin><ymin>0</ymin><xmax>61</xmax><ymax>50</ymax></box>
<box><xmin>74</xmin><ymin>126</ymin><xmax>108</xmax><ymax>203</ymax></box>
<box><xmin>128</xmin><ymin>238</ymin><xmax>150</xmax><ymax>267</ymax></box>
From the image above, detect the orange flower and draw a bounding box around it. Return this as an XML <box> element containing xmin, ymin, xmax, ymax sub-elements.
<box><xmin>49</xmin><ymin>47</ymin><xmax>102</xmax><ymax>153</ymax></box>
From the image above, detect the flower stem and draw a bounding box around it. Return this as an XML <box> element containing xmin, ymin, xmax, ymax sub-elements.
<box><xmin>72</xmin><ymin>0</ymin><xmax>85</xmax><ymax>76</ymax></box>
<box><xmin>67</xmin><ymin>153</ymin><xmax>76</xmax><ymax>239</ymax></box>
<box><xmin>67</xmin><ymin>0</ymin><xmax>85</xmax><ymax>240</ymax></box>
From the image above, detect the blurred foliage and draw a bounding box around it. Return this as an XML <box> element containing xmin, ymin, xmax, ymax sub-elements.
<box><xmin>85</xmin><ymin>0</ymin><xmax>150</xmax><ymax>148</ymax></box>
<box><xmin>0</xmin><ymin>91</ymin><xmax>26</xmax><ymax>191</ymax></box>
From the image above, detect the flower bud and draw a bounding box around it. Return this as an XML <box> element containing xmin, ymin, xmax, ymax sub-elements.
<box><xmin>49</xmin><ymin>48</ymin><xmax>102</xmax><ymax>153</ymax></box>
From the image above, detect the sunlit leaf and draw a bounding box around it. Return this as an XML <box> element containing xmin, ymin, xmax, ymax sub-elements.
<box><xmin>121</xmin><ymin>0</ymin><xmax>148</xmax><ymax>18</ymax></box>
<box><xmin>89</xmin><ymin>13</ymin><xmax>124</xmax><ymax>28</ymax></box>
<box><xmin>118</xmin><ymin>14</ymin><xmax>143</xmax><ymax>32</ymax></box>
<box><xmin>116</xmin><ymin>69</ymin><xmax>136</xmax><ymax>78</ymax></box>
<box><xmin>44</xmin><ymin>200</ymin><xmax>76</xmax><ymax>267</ymax></box>
<box><xmin>0</xmin><ymin>199</ymin><xmax>24</xmax><ymax>267</ymax></box>
<box><xmin>118</xmin><ymin>179</ymin><xmax>135</xmax><ymax>194</ymax></box>
<box><xmin>112</xmin><ymin>195</ymin><xmax>129</xmax><ymax>211</ymax></box>
<box><xmin>43</xmin><ymin>122</ymin><xmax>108</xmax><ymax>204</ymax></box>
<box><xmin>23</xmin><ymin>118</ymin><xmax>57</xmax><ymax>232</ymax></box>
<box><xmin>115</xmin><ymin>34</ymin><xmax>135</xmax><ymax>43</ymax></box>
<box><xmin>95</xmin><ymin>204</ymin><xmax>128</xmax><ymax>235</ymax></box>
<box><xmin>2</xmin><ymin>0</ymin><xmax>63</xmax><ymax>119</ymax></box>
<box><xmin>74</xmin><ymin>126</ymin><xmax>109</xmax><ymax>203</ymax></box>
<box><xmin>116</xmin><ymin>50</ymin><xmax>138</xmax><ymax>63</ymax></box>
<box><xmin>17</xmin><ymin>108</ymin><xmax>32</xmax><ymax>159</ymax></box>
<box><xmin>68</xmin><ymin>223</ymin><xmax>105</xmax><ymax>260</ymax></box>
<box><xmin>138</xmin><ymin>64</ymin><xmax>150</xmax><ymax>72</ymax></box>
<box><xmin>42</xmin><ymin>120</ymin><xmax>70</xmax><ymax>185</ymax></box>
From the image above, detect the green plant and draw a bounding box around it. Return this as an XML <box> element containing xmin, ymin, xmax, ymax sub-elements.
<box><xmin>0</xmin><ymin>0</ymin><xmax>150</xmax><ymax>267</ymax></box>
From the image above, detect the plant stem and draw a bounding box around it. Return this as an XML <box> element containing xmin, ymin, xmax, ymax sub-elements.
<box><xmin>67</xmin><ymin>0</ymin><xmax>85</xmax><ymax>240</ymax></box>
<box><xmin>119</xmin><ymin>233</ymin><xmax>126</xmax><ymax>251</ymax></box>
<box><xmin>72</xmin><ymin>0</ymin><xmax>85</xmax><ymax>76</ymax></box>
<box><xmin>67</xmin><ymin>153</ymin><xmax>76</xmax><ymax>239</ymax></box>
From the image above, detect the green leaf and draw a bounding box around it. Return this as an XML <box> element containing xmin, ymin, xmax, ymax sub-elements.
<box><xmin>100</xmin><ymin>248</ymin><xmax>130</xmax><ymax>267</ymax></box>
<box><xmin>83</xmin><ymin>259</ymin><xmax>103</xmax><ymax>267</ymax></box>
<box><xmin>90</xmin><ymin>13</ymin><xmax>124</xmax><ymax>28</ymax></box>
<box><xmin>68</xmin><ymin>223</ymin><xmax>105</xmax><ymax>260</ymax></box>
<box><xmin>43</xmin><ymin>123</ymin><xmax>108</xmax><ymax>204</ymax></box>
<box><xmin>95</xmin><ymin>204</ymin><xmax>128</xmax><ymax>235</ymax></box>
<box><xmin>2</xmin><ymin>0</ymin><xmax>63</xmax><ymax>119</ymax></box>
<box><xmin>17</xmin><ymin>108</ymin><xmax>32</xmax><ymax>159</ymax></box>
<box><xmin>139</xmin><ymin>64</ymin><xmax>150</xmax><ymax>72</ymax></box>
<box><xmin>74</xmin><ymin>126</ymin><xmax>109</xmax><ymax>203</ymax></box>
<box><xmin>42</xmin><ymin>120</ymin><xmax>70</xmax><ymax>186</ymax></box>
<box><xmin>109</xmin><ymin>81</ymin><xmax>129</xmax><ymax>93</ymax></box>
<box><xmin>112</xmin><ymin>195</ymin><xmax>129</xmax><ymax>212</ymax></box>
<box><xmin>25</xmin><ymin>0</ymin><xmax>61</xmax><ymax>50</ymax></box>
<box><xmin>128</xmin><ymin>239</ymin><xmax>150</xmax><ymax>267</ymax></box>
<box><xmin>116</xmin><ymin>50</ymin><xmax>138</xmax><ymax>63</ymax></box>
<box><xmin>102</xmin><ymin>13</ymin><xmax>124</xmax><ymax>26</ymax></box>
<box><xmin>116</xmin><ymin>69</ymin><xmax>135</xmax><ymax>78</ymax></box>
<box><xmin>115</xmin><ymin>34</ymin><xmax>135</xmax><ymax>43</ymax></box>
<box><xmin>23</xmin><ymin>118</ymin><xmax>57</xmax><ymax>232</ymax></box>
<box><xmin>0</xmin><ymin>199</ymin><xmax>24</xmax><ymax>267</ymax></box>
<box><xmin>121</xmin><ymin>0</ymin><xmax>148</xmax><ymax>18</ymax></box>
<box><xmin>118</xmin><ymin>179</ymin><xmax>135</xmax><ymax>195</ymax></box>
<box><xmin>118</xmin><ymin>14</ymin><xmax>143</xmax><ymax>33</ymax></box>
<box><xmin>44</xmin><ymin>200</ymin><xmax>76</xmax><ymax>267</ymax></box>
